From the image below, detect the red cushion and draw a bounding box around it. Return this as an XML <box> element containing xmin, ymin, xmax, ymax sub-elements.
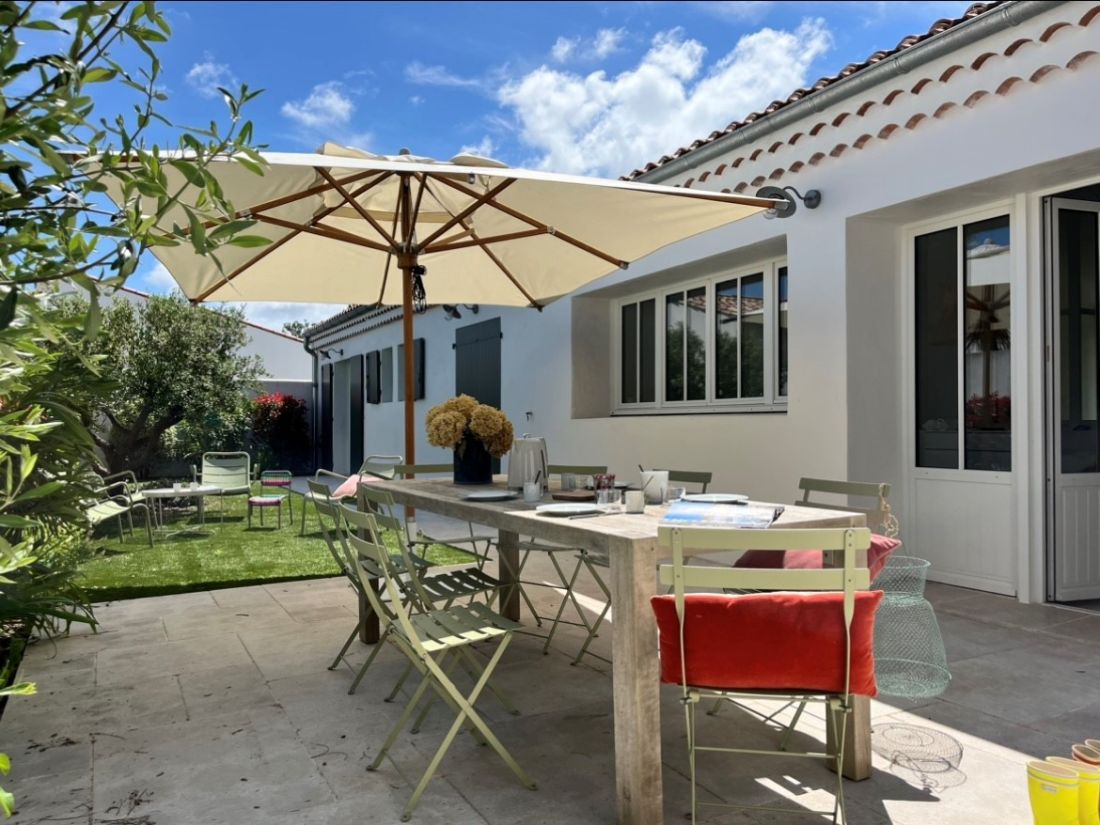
<box><xmin>734</xmin><ymin>534</ymin><xmax>901</xmax><ymax>580</ymax></box>
<box><xmin>650</xmin><ymin>590</ymin><xmax>883</xmax><ymax>696</ymax></box>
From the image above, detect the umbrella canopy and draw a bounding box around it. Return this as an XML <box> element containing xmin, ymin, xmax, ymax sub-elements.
<box><xmin>101</xmin><ymin>143</ymin><xmax>773</xmax><ymax>466</ymax></box>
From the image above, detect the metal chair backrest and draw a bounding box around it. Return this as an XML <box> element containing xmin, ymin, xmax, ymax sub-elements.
<box><xmin>201</xmin><ymin>451</ymin><xmax>251</xmax><ymax>492</ymax></box>
<box><xmin>308</xmin><ymin>479</ymin><xmax>355</xmax><ymax>580</ymax></box>
<box><xmin>341</xmin><ymin>505</ymin><xmax>413</xmax><ymax>637</ymax></box>
<box><xmin>355</xmin><ymin>484</ymin><xmax>436</xmax><ymax>610</ymax></box>
<box><xmin>797</xmin><ymin>477</ymin><xmax>897</xmax><ymax>537</ymax></box>
<box><xmin>360</xmin><ymin>454</ymin><xmax>404</xmax><ymax>480</ymax></box>
<box><xmin>658</xmin><ymin>525</ymin><xmax>872</xmax><ymax>699</ymax></box>
<box><xmin>664</xmin><ymin>470</ymin><xmax>711</xmax><ymax>493</ymax></box>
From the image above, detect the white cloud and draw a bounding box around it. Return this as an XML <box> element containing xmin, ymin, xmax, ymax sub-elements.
<box><xmin>235</xmin><ymin>302</ymin><xmax>341</xmax><ymax>333</ymax></box>
<box><xmin>281</xmin><ymin>82</ymin><xmax>355</xmax><ymax>129</ymax></box>
<box><xmin>410</xmin><ymin>95</ymin><xmax>424</xmax><ymax>106</ymax></box>
<box><xmin>140</xmin><ymin>260</ymin><xmax>178</xmax><ymax>293</ymax></box>
<box><xmin>186</xmin><ymin>54</ymin><xmax>238</xmax><ymax>98</ymax></box>
<box><xmin>497</xmin><ymin>19</ymin><xmax>832</xmax><ymax>177</ymax></box>
<box><xmin>459</xmin><ymin>136</ymin><xmax>497</xmax><ymax>158</ymax></box>
<box><xmin>405</xmin><ymin>62</ymin><xmax>482</xmax><ymax>90</ymax></box>
<box><xmin>592</xmin><ymin>28</ymin><xmax>626</xmax><ymax>59</ymax></box>
<box><xmin>551</xmin><ymin>37</ymin><xmax>577</xmax><ymax>63</ymax></box>
<box><xmin>552</xmin><ymin>28</ymin><xmax>626</xmax><ymax>64</ymax></box>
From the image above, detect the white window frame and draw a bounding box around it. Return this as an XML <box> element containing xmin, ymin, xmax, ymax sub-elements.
<box><xmin>904</xmin><ymin>202</ymin><xmax>1016</xmax><ymax>483</ymax></box>
<box><xmin>612</xmin><ymin>258</ymin><xmax>788</xmax><ymax>415</ymax></box>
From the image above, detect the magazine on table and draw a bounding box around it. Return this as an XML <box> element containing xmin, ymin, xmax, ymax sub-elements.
<box><xmin>661</xmin><ymin>500</ymin><xmax>785</xmax><ymax>529</ymax></box>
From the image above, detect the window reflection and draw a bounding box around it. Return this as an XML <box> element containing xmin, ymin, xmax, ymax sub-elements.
<box><xmin>665</xmin><ymin>292</ymin><xmax>685</xmax><ymax>401</ymax></box>
<box><xmin>964</xmin><ymin>216</ymin><xmax>1011</xmax><ymax>471</ymax></box>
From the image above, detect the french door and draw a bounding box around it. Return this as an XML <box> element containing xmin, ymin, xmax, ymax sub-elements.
<box><xmin>1049</xmin><ymin>198</ymin><xmax>1100</xmax><ymax>601</ymax></box>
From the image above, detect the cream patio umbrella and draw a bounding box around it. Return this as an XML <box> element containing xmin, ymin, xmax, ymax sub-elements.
<box><xmin>105</xmin><ymin>143</ymin><xmax>773</xmax><ymax>466</ymax></box>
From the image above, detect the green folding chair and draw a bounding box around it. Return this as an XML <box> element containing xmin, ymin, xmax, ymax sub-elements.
<box><xmin>513</xmin><ymin>463</ymin><xmax>607</xmax><ymax>654</ymax></box>
<box><xmin>85</xmin><ymin>480</ymin><xmax>152</xmax><ymax>546</ymax></box>
<box><xmin>193</xmin><ymin>451</ymin><xmax>251</xmax><ymax>521</ymax></box>
<box><xmin>340</xmin><ymin>505</ymin><xmax>536</xmax><ymax>821</ymax></box>
<box><xmin>656</xmin><ymin>525</ymin><xmax>876</xmax><ymax>825</ymax></box>
<box><xmin>310</xmin><ymin>480</ymin><xmax>390</xmax><ymax>694</ymax></box>
<box><xmin>562</xmin><ymin>468</ymin><xmax>713</xmax><ymax>666</ymax></box>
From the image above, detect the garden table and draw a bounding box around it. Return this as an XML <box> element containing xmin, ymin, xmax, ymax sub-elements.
<box><xmin>142</xmin><ymin>484</ymin><xmax>223</xmax><ymax>539</ymax></box>
<box><xmin>370</xmin><ymin>476</ymin><xmax>869</xmax><ymax>825</ymax></box>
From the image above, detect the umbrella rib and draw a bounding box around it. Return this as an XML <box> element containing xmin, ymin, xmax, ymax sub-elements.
<box><xmin>453</xmin><ymin>213</ymin><xmax>542</xmax><ymax>309</ymax></box>
<box><xmin>188</xmin><ymin>169</ymin><xmax>385</xmax><ymax>234</ymax></box>
<box><xmin>376</xmin><ymin>208</ymin><xmax>403</xmax><ymax>305</ymax></box>
<box><xmin>430</xmin><ymin>175</ymin><xmax>627</xmax><ymax>269</ymax></box>
<box><xmin>425</xmin><ymin>227</ymin><xmax>545</xmax><ymax>253</ymax></box>
<box><xmin>192</xmin><ymin>176</ymin><xmax>386</xmax><ymax>302</ymax></box>
<box><xmin>255</xmin><ymin>213</ymin><xmax>391</xmax><ymax>253</ymax></box>
<box><xmin>315</xmin><ymin>167</ymin><xmax>399</xmax><ymax>250</ymax></box>
<box><xmin>415</xmin><ymin>177</ymin><xmax>517</xmax><ymax>251</ymax></box>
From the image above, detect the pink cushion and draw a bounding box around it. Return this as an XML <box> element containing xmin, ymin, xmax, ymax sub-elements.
<box><xmin>650</xmin><ymin>590</ymin><xmax>883</xmax><ymax>695</ymax></box>
<box><xmin>332</xmin><ymin>473</ymin><xmax>381</xmax><ymax>499</ymax></box>
<box><xmin>734</xmin><ymin>534</ymin><xmax>901</xmax><ymax>580</ymax></box>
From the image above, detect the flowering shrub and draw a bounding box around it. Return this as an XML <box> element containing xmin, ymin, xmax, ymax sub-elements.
<box><xmin>251</xmin><ymin>393</ymin><xmax>310</xmax><ymax>472</ymax></box>
<box><xmin>426</xmin><ymin>395</ymin><xmax>514</xmax><ymax>458</ymax></box>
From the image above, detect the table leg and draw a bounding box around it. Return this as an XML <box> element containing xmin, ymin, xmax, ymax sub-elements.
<box><xmin>496</xmin><ymin>529</ymin><xmax>520</xmax><ymax>622</ymax></box>
<box><xmin>827</xmin><ymin>694</ymin><xmax>872</xmax><ymax>781</ymax></box>
<box><xmin>609</xmin><ymin>536</ymin><xmax>663</xmax><ymax>824</ymax></box>
<box><xmin>358</xmin><ymin>586</ymin><xmax>380</xmax><ymax>644</ymax></box>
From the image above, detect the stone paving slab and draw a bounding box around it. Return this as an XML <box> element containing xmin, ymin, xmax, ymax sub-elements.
<box><xmin>2</xmin><ymin>548</ymin><xmax>1091</xmax><ymax>824</ymax></box>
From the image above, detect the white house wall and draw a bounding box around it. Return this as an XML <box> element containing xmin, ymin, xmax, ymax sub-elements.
<box><xmin>314</xmin><ymin>2</ymin><xmax>1100</xmax><ymax>599</ymax></box>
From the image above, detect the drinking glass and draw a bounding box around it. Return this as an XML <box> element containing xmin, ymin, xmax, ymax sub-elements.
<box><xmin>666</xmin><ymin>486</ymin><xmax>687</xmax><ymax>503</ymax></box>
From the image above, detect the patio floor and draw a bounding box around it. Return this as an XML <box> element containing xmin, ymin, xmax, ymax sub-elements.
<box><xmin>5</xmin><ymin>522</ymin><xmax>1100</xmax><ymax>824</ymax></box>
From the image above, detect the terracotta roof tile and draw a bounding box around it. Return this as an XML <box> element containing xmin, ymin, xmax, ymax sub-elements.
<box><xmin>623</xmin><ymin>1</ymin><xmax>1005</xmax><ymax>180</ymax></box>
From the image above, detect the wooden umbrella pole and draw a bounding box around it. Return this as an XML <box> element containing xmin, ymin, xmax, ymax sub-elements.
<box><xmin>397</xmin><ymin>172</ymin><xmax>417</xmax><ymax>520</ymax></box>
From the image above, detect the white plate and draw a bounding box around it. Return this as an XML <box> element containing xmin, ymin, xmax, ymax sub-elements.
<box><xmin>463</xmin><ymin>491</ymin><xmax>519</xmax><ymax>502</ymax></box>
<box><xmin>535</xmin><ymin>503</ymin><xmax>601</xmax><ymax>517</ymax></box>
<box><xmin>681</xmin><ymin>493</ymin><xmax>749</xmax><ymax>504</ymax></box>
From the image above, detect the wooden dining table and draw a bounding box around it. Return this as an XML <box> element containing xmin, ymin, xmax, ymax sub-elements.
<box><xmin>367</xmin><ymin>476</ymin><xmax>870</xmax><ymax>825</ymax></box>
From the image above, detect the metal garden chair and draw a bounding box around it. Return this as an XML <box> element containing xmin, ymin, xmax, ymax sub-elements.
<box><xmin>298</xmin><ymin>454</ymin><xmax>403</xmax><ymax>535</ymax></box>
<box><xmin>192</xmin><ymin>451</ymin><xmax>252</xmax><ymax>519</ymax></box>
<box><xmin>84</xmin><ymin>481</ymin><xmax>153</xmax><ymax>546</ymax></box>
<box><xmin>510</xmin><ymin>464</ymin><xmax>607</xmax><ymax>655</ymax></box>
<box><xmin>339</xmin><ymin>505</ymin><xmax>536</xmax><ymax>821</ymax></box>
<box><xmin>654</xmin><ymin>525</ymin><xmax>879</xmax><ymax>824</ymax></box>
<box><xmin>259</xmin><ymin>469</ymin><xmax>294</xmax><ymax>519</ymax></box>
<box><xmin>562</xmin><ymin>468</ymin><xmax>713</xmax><ymax>666</ymax></box>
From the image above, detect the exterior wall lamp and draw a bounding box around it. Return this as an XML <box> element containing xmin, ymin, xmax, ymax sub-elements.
<box><xmin>756</xmin><ymin>185</ymin><xmax>822</xmax><ymax>219</ymax></box>
<box><xmin>441</xmin><ymin>304</ymin><xmax>479</xmax><ymax>321</ymax></box>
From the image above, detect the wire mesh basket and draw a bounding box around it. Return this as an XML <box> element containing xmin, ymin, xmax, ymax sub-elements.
<box><xmin>873</xmin><ymin>555</ymin><xmax>931</xmax><ymax>601</ymax></box>
<box><xmin>873</xmin><ymin>557</ymin><xmax>951</xmax><ymax>699</ymax></box>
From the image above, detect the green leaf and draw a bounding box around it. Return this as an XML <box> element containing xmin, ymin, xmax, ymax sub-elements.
<box><xmin>84</xmin><ymin>296</ymin><xmax>101</xmax><ymax>340</ymax></box>
<box><xmin>168</xmin><ymin>159</ymin><xmax>204</xmax><ymax>188</ymax></box>
<box><xmin>225</xmin><ymin>235</ymin><xmax>270</xmax><ymax>249</ymax></box>
<box><xmin>0</xmin><ymin>786</ymin><xmax>13</xmax><ymax>817</ymax></box>
<box><xmin>0</xmin><ymin>290</ymin><xmax>15</xmax><ymax>332</ymax></box>
<box><xmin>82</xmin><ymin>67</ymin><xmax>117</xmax><ymax>83</ymax></box>
<box><xmin>0</xmin><ymin>754</ymin><xmax>9</xmax><ymax>776</ymax></box>
<box><xmin>0</xmin><ymin>683</ymin><xmax>36</xmax><ymax>698</ymax></box>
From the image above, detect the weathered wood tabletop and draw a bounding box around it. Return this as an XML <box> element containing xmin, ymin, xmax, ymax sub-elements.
<box><xmin>370</xmin><ymin>476</ymin><xmax>870</xmax><ymax>825</ymax></box>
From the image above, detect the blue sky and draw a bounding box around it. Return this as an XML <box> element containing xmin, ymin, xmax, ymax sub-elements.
<box><xmin>71</xmin><ymin>0</ymin><xmax>974</xmax><ymax>330</ymax></box>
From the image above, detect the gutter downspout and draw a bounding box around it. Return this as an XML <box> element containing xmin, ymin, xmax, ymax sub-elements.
<box><xmin>301</xmin><ymin>331</ymin><xmax>322</xmax><ymax>472</ymax></box>
<box><xmin>638</xmin><ymin>0</ymin><xmax>1064</xmax><ymax>184</ymax></box>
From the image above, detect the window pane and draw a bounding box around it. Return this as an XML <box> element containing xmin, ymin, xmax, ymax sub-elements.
<box><xmin>640</xmin><ymin>299</ymin><xmax>656</xmax><ymax>403</ymax></box>
<box><xmin>665</xmin><ymin>292</ymin><xmax>685</xmax><ymax>401</ymax></box>
<box><xmin>778</xmin><ymin>266</ymin><xmax>789</xmax><ymax>397</ymax></box>
<box><xmin>915</xmin><ymin>227</ymin><xmax>959</xmax><ymax>469</ymax></box>
<box><xmin>687</xmin><ymin>286</ymin><xmax>707</xmax><ymax>400</ymax></box>
<box><xmin>621</xmin><ymin>303</ymin><xmax>638</xmax><ymax>404</ymax></box>
<box><xmin>715</xmin><ymin>278</ymin><xmax>739</xmax><ymax>398</ymax></box>
<box><xmin>740</xmin><ymin>273</ymin><xmax>765</xmax><ymax>398</ymax></box>
<box><xmin>1060</xmin><ymin>209</ymin><xmax>1100</xmax><ymax>473</ymax></box>
<box><xmin>964</xmin><ymin>216</ymin><xmax>1011</xmax><ymax>471</ymax></box>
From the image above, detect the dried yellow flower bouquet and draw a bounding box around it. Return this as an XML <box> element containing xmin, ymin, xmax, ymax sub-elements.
<box><xmin>426</xmin><ymin>394</ymin><xmax>514</xmax><ymax>458</ymax></box>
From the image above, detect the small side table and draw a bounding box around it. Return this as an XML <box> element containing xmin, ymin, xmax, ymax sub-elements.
<box><xmin>142</xmin><ymin>485</ymin><xmax>224</xmax><ymax>540</ymax></box>
<box><xmin>248</xmin><ymin>494</ymin><xmax>287</xmax><ymax>528</ymax></box>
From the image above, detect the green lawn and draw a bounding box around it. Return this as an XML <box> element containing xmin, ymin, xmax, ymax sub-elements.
<box><xmin>77</xmin><ymin>491</ymin><xmax>474</xmax><ymax>601</ymax></box>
